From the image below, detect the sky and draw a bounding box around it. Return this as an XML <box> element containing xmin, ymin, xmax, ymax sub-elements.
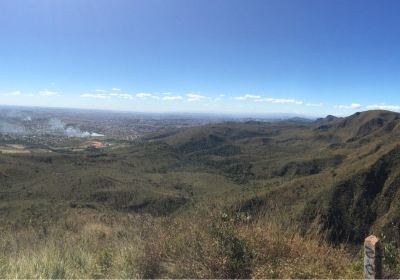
<box><xmin>1</xmin><ymin>0</ymin><xmax>400</xmax><ymax>117</ymax></box>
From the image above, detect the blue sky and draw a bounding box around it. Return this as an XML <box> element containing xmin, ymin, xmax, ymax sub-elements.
<box><xmin>1</xmin><ymin>0</ymin><xmax>400</xmax><ymax>116</ymax></box>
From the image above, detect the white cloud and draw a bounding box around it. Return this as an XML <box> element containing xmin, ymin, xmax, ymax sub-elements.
<box><xmin>255</xmin><ymin>97</ymin><xmax>303</xmax><ymax>105</ymax></box>
<box><xmin>112</xmin><ymin>88</ymin><xmax>121</xmax><ymax>91</ymax></box>
<box><xmin>81</xmin><ymin>91</ymin><xmax>163</xmax><ymax>100</ymax></box>
<box><xmin>268</xmin><ymin>98</ymin><xmax>303</xmax><ymax>104</ymax></box>
<box><xmin>161</xmin><ymin>92</ymin><xmax>172</xmax><ymax>95</ymax></box>
<box><xmin>136</xmin><ymin>92</ymin><xmax>159</xmax><ymax>99</ymax></box>
<box><xmin>113</xmin><ymin>93</ymin><xmax>134</xmax><ymax>99</ymax></box>
<box><xmin>162</xmin><ymin>95</ymin><xmax>183</xmax><ymax>101</ymax></box>
<box><xmin>80</xmin><ymin>93</ymin><xmax>110</xmax><ymax>99</ymax></box>
<box><xmin>234</xmin><ymin>94</ymin><xmax>261</xmax><ymax>100</ymax></box>
<box><xmin>306</xmin><ymin>102</ymin><xmax>324</xmax><ymax>107</ymax></box>
<box><xmin>136</xmin><ymin>93</ymin><xmax>151</xmax><ymax>98</ymax></box>
<box><xmin>11</xmin><ymin>91</ymin><xmax>21</xmax><ymax>96</ymax></box>
<box><xmin>3</xmin><ymin>91</ymin><xmax>22</xmax><ymax>96</ymax></box>
<box><xmin>39</xmin><ymin>90</ymin><xmax>59</xmax><ymax>97</ymax></box>
<box><xmin>94</xmin><ymin>89</ymin><xmax>106</xmax><ymax>92</ymax></box>
<box><xmin>234</xmin><ymin>94</ymin><xmax>303</xmax><ymax>105</ymax></box>
<box><xmin>350</xmin><ymin>103</ymin><xmax>362</xmax><ymax>109</ymax></box>
<box><xmin>366</xmin><ymin>104</ymin><xmax>400</xmax><ymax>111</ymax></box>
<box><xmin>335</xmin><ymin>103</ymin><xmax>362</xmax><ymax>109</ymax></box>
<box><xmin>187</xmin><ymin>93</ymin><xmax>207</xmax><ymax>102</ymax></box>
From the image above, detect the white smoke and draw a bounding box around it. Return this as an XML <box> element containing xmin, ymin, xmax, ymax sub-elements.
<box><xmin>48</xmin><ymin>118</ymin><xmax>104</xmax><ymax>138</ymax></box>
<box><xmin>48</xmin><ymin>118</ymin><xmax>65</xmax><ymax>132</ymax></box>
<box><xmin>0</xmin><ymin>121</ymin><xmax>27</xmax><ymax>135</ymax></box>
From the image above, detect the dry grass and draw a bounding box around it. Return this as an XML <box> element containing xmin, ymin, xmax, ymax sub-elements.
<box><xmin>0</xmin><ymin>207</ymin><xmax>362</xmax><ymax>279</ymax></box>
<box><xmin>0</xmin><ymin>209</ymin><xmax>164</xmax><ymax>278</ymax></box>
<box><xmin>158</xmin><ymin>208</ymin><xmax>362</xmax><ymax>279</ymax></box>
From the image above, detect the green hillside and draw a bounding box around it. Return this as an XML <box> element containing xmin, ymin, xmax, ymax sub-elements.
<box><xmin>2</xmin><ymin>110</ymin><xmax>400</xmax><ymax>277</ymax></box>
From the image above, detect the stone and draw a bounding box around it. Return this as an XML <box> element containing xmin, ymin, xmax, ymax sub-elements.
<box><xmin>364</xmin><ymin>235</ymin><xmax>382</xmax><ymax>279</ymax></box>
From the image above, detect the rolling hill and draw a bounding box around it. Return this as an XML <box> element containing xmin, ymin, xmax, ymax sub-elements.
<box><xmin>2</xmin><ymin>110</ymin><xmax>400</xmax><ymax>241</ymax></box>
<box><xmin>1</xmin><ymin>109</ymin><xmax>400</xmax><ymax>277</ymax></box>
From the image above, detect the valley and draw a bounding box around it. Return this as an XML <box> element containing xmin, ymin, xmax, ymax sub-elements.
<box><xmin>1</xmin><ymin>107</ymin><xmax>400</xmax><ymax>278</ymax></box>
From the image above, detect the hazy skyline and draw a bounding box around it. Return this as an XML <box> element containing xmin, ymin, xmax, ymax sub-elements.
<box><xmin>2</xmin><ymin>0</ymin><xmax>400</xmax><ymax>116</ymax></box>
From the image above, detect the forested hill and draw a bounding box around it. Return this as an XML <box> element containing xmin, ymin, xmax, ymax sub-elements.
<box><xmin>152</xmin><ymin>109</ymin><xmax>400</xmax><ymax>243</ymax></box>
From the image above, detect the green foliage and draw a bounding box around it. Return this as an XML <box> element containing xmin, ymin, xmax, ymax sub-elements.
<box><xmin>380</xmin><ymin>233</ymin><xmax>400</xmax><ymax>274</ymax></box>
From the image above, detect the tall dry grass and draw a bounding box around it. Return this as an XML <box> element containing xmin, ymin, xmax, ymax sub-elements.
<box><xmin>0</xmin><ymin>206</ymin><xmax>362</xmax><ymax>278</ymax></box>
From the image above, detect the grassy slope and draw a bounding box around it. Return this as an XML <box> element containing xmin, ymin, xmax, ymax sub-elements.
<box><xmin>2</xmin><ymin>110</ymin><xmax>400</xmax><ymax>277</ymax></box>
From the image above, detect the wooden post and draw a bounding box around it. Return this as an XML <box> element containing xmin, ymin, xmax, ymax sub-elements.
<box><xmin>364</xmin><ymin>235</ymin><xmax>382</xmax><ymax>279</ymax></box>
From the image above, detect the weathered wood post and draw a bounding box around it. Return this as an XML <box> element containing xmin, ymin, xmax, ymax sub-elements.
<box><xmin>364</xmin><ymin>235</ymin><xmax>382</xmax><ymax>279</ymax></box>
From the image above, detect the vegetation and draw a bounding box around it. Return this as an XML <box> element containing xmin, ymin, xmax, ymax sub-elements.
<box><xmin>0</xmin><ymin>207</ymin><xmax>361</xmax><ymax>278</ymax></box>
<box><xmin>2</xmin><ymin>110</ymin><xmax>400</xmax><ymax>277</ymax></box>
